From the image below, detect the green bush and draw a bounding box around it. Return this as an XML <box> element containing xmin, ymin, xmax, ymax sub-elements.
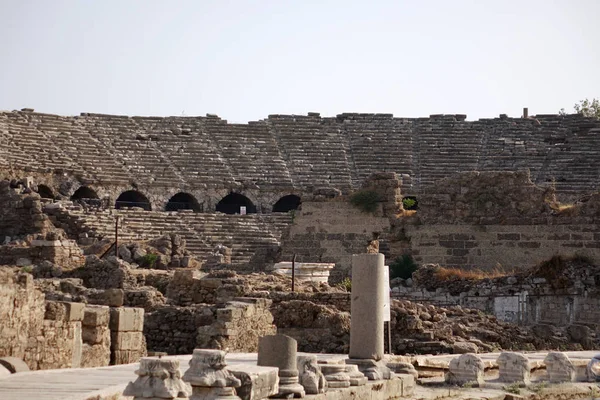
<box><xmin>402</xmin><ymin>197</ymin><xmax>417</xmax><ymax>210</ymax></box>
<box><xmin>337</xmin><ymin>277</ymin><xmax>352</xmax><ymax>292</ymax></box>
<box><xmin>350</xmin><ymin>190</ymin><xmax>381</xmax><ymax>213</ymax></box>
<box><xmin>389</xmin><ymin>254</ymin><xmax>418</xmax><ymax>280</ymax></box>
<box><xmin>140</xmin><ymin>253</ymin><xmax>159</xmax><ymax>268</ymax></box>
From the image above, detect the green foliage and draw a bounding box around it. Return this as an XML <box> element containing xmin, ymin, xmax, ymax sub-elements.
<box><xmin>350</xmin><ymin>190</ymin><xmax>381</xmax><ymax>213</ymax></box>
<box><xmin>21</xmin><ymin>265</ymin><xmax>33</xmax><ymax>273</ymax></box>
<box><xmin>402</xmin><ymin>197</ymin><xmax>416</xmax><ymax>209</ymax></box>
<box><xmin>140</xmin><ymin>253</ymin><xmax>159</xmax><ymax>268</ymax></box>
<box><xmin>389</xmin><ymin>254</ymin><xmax>418</xmax><ymax>280</ymax></box>
<box><xmin>337</xmin><ymin>277</ymin><xmax>352</xmax><ymax>292</ymax></box>
<box><xmin>560</xmin><ymin>98</ymin><xmax>600</xmax><ymax>118</ymax></box>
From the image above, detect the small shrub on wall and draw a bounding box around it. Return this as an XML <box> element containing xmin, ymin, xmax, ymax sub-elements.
<box><xmin>350</xmin><ymin>190</ymin><xmax>381</xmax><ymax>213</ymax></box>
<box><xmin>389</xmin><ymin>254</ymin><xmax>418</xmax><ymax>280</ymax></box>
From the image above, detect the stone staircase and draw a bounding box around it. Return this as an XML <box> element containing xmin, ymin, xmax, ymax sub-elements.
<box><xmin>48</xmin><ymin>203</ymin><xmax>293</xmax><ymax>265</ymax></box>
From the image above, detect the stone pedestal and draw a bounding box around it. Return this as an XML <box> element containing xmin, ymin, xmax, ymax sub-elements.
<box><xmin>344</xmin><ymin>365</ymin><xmax>367</xmax><ymax>386</ymax></box>
<box><xmin>444</xmin><ymin>354</ymin><xmax>484</xmax><ymax>386</ymax></box>
<box><xmin>319</xmin><ymin>364</ymin><xmax>350</xmax><ymax>389</ymax></box>
<box><xmin>346</xmin><ymin>254</ymin><xmax>392</xmax><ymax>380</ymax></box>
<box><xmin>297</xmin><ymin>355</ymin><xmax>326</xmax><ymax>394</ymax></box>
<box><xmin>497</xmin><ymin>352</ymin><xmax>530</xmax><ymax>384</ymax></box>
<box><xmin>183</xmin><ymin>349</ymin><xmax>242</xmax><ymax>400</ymax></box>
<box><xmin>544</xmin><ymin>352</ymin><xmax>575</xmax><ymax>383</ymax></box>
<box><xmin>123</xmin><ymin>358</ymin><xmax>191</xmax><ymax>399</ymax></box>
<box><xmin>257</xmin><ymin>335</ymin><xmax>305</xmax><ymax>398</ymax></box>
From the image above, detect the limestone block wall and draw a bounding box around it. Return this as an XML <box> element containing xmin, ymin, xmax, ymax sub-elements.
<box><xmin>109</xmin><ymin>306</ymin><xmax>147</xmax><ymax>364</ymax></box>
<box><xmin>408</xmin><ymin>224</ymin><xmax>600</xmax><ymax>269</ymax></box>
<box><xmin>144</xmin><ymin>298</ymin><xmax>275</xmax><ymax>355</ymax></box>
<box><xmin>393</xmin><ymin>268</ymin><xmax>600</xmax><ymax>328</ymax></box>
<box><xmin>81</xmin><ymin>305</ymin><xmax>111</xmax><ymax>368</ymax></box>
<box><xmin>0</xmin><ymin>269</ymin><xmax>44</xmax><ymax>365</ymax></box>
<box><xmin>280</xmin><ymin>201</ymin><xmax>391</xmax><ymax>281</ymax></box>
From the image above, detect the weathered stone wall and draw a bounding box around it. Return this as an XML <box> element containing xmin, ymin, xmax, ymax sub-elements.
<box><xmin>0</xmin><ymin>268</ymin><xmax>143</xmax><ymax>369</ymax></box>
<box><xmin>407</xmin><ymin>224</ymin><xmax>600</xmax><ymax>269</ymax></box>
<box><xmin>144</xmin><ymin>298</ymin><xmax>276</xmax><ymax>355</ymax></box>
<box><xmin>395</xmin><ymin>262</ymin><xmax>600</xmax><ymax>333</ymax></box>
<box><xmin>0</xmin><ymin>269</ymin><xmax>45</xmax><ymax>366</ymax></box>
<box><xmin>280</xmin><ymin>201</ymin><xmax>392</xmax><ymax>281</ymax></box>
<box><xmin>144</xmin><ymin>305</ymin><xmax>215</xmax><ymax>355</ymax></box>
<box><xmin>0</xmin><ymin>181</ymin><xmax>51</xmax><ymax>239</ymax></box>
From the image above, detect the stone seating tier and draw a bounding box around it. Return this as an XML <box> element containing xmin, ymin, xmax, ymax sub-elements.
<box><xmin>54</xmin><ymin>205</ymin><xmax>293</xmax><ymax>265</ymax></box>
<box><xmin>2</xmin><ymin>110</ymin><xmax>599</xmax><ymax>197</ymax></box>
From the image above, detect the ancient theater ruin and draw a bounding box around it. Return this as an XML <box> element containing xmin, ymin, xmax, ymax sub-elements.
<box><xmin>1</xmin><ymin>108</ymin><xmax>600</xmax><ymax>399</ymax></box>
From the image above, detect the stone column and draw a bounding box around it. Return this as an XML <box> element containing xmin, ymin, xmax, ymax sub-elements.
<box><xmin>183</xmin><ymin>349</ymin><xmax>242</xmax><ymax>400</ymax></box>
<box><xmin>346</xmin><ymin>253</ymin><xmax>392</xmax><ymax>380</ymax></box>
<box><xmin>123</xmin><ymin>358</ymin><xmax>191</xmax><ymax>399</ymax></box>
<box><xmin>257</xmin><ymin>334</ymin><xmax>305</xmax><ymax>398</ymax></box>
<box><xmin>349</xmin><ymin>253</ymin><xmax>385</xmax><ymax>359</ymax></box>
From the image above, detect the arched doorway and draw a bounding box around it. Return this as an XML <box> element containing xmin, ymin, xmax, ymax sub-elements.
<box><xmin>272</xmin><ymin>195</ymin><xmax>301</xmax><ymax>213</ymax></box>
<box><xmin>71</xmin><ymin>186</ymin><xmax>99</xmax><ymax>201</ymax></box>
<box><xmin>216</xmin><ymin>193</ymin><xmax>256</xmax><ymax>215</ymax></box>
<box><xmin>165</xmin><ymin>192</ymin><xmax>202</xmax><ymax>212</ymax></box>
<box><xmin>115</xmin><ymin>190</ymin><xmax>152</xmax><ymax>211</ymax></box>
<box><xmin>37</xmin><ymin>184</ymin><xmax>55</xmax><ymax>199</ymax></box>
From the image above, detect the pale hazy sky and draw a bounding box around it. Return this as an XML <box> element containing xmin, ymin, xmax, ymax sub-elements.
<box><xmin>1</xmin><ymin>0</ymin><xmax>598</xmax><ymax>122</ymax></box>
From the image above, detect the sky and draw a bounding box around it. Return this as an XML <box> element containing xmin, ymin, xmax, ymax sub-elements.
<box><xmin>0</xmin><ymin>0</ymin><xmax>599</xmax><ymax>122</ymax></box>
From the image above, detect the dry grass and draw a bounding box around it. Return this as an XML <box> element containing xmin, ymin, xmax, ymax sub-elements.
<box><xmin>434</xmin><ymin>266</ymin><xmax>510</xmax><ymax>281</ymax></box>
<box><xmin>547</xmin><ymin>199</ymin><xmax>579</xmax><ymax>216</ymax></box>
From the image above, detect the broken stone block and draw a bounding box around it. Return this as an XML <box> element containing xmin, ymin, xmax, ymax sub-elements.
<box><xmin>319</xmin><ymin>364</ymin><xmax>350</xmax><ymax>389</ymax></box>
<box><xmin>297</xmin><ymin>354</ymin><xmax>327</xmax><ymax>394</ymax></box>
<box><xmin>497</xmin><ymin>352</ymin><xmax>530</xmax><ymax>384</ymax></box>
<box><xmin>445</xmin><ymin>353</ymin><xmax>484</xmax><ymax>386</ymax></box>
<box><xmin>544</xmin><ymin>352</ymin><xmax>575</xmax><ymax>383</ymax></box>
<box><xmin>45</xmin><ymin>301</ymin><xmax>85</xmax><ymax>322</ymax></box>
<box><xmin>183</xmin><ymin>349</ymin><xmax>242</xmax><ymax>400</ymax></box>
<box><xmin>124</xmin><ymin>357</ymin><xmax>191</xmax><ymax>399</ymax></box>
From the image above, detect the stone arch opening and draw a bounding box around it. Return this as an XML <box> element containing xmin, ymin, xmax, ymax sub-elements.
<box><xmin>216</xmin><ymin>193</ymin><xmax>256</xmax><ymax>215</ymax></box>
<box><xmin>115</xmin><ymin>190</ymin><xmax>152</xmax><ymax>211</ymax></box>
<box><xmin>273</xmin><ymin>195</ymin><xmax>301</xmax><ymax>213</ymax></box>
<box><xmin>37</xmin><ymin>184</ymin><xmax>55</xmax><ymax>199</ymax></box>
<box><xmin>165</xmin><ymin>192</ymin><xmax>202</xmax><ymax>212</ymax></box>
<box><xmin>71</xmin><ymin>186</ymin><xmax>99</xmax><ymax>201</ymax></box>
<box><xmin>402</xmin><ymin>196</ymin><xmax>418</xmax><ymax>210</ymax></box>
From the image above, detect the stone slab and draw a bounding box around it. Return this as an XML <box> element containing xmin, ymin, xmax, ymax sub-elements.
<box><xmin>229</xmin><ymin>363</ymin><xmax>279</xmax><ymax>400</ymax></box>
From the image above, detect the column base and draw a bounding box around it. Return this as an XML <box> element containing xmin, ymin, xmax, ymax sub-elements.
<box><xmin>345</xmin><ymin>359</ymin><xmax>394</xmax><ymax>380</ymax></box>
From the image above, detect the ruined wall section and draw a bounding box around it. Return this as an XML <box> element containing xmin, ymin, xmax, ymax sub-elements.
<box><xmin>404</xmin><ymin>171</ymin><xmax>600</xmax><ymax>269</ymax></box>
<box><xmin>0</xmin><ymin>181</ymin><xmax>52</xmax><ymax>238</ymax></box>
<box><xmin>279</xmin><ymin>200</ymin><xmax>391</xmax><ymax>281</ymax></box>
